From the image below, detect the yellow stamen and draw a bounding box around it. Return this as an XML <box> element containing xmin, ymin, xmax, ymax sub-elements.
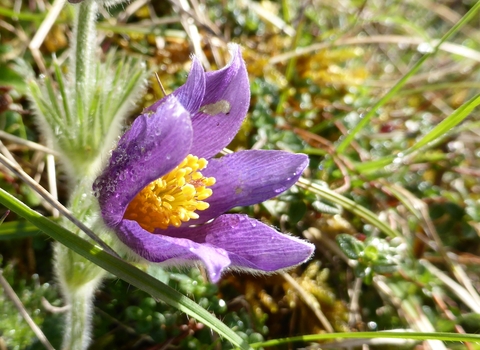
<box><xmin>124</xmin><ymin>154</ymin><xmax>216</xmax><ymax>232</ymax></box>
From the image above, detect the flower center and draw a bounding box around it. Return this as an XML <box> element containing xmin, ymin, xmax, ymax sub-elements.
<box><xmin>124</xmin><ymin>154</ymin><xmax>216</xmax><ymax>232</ymax></box>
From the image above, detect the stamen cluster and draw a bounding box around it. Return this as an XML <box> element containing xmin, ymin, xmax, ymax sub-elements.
<box><xmin>124</xmin><ymin>155</ymin><xmax>215</xmax><ymax>232</ymax></box>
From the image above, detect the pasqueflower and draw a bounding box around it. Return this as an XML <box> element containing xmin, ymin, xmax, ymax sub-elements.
<box><xmin>93</xmin><ymin>45</ymin><xmax>314</xmax><ymax>282</ymax></box>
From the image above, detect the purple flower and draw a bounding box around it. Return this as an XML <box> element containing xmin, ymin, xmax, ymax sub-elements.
<box><xmin>93</xmin><ymin>45</ymin><xmax>314</xmax><ymax>282</ymax></box>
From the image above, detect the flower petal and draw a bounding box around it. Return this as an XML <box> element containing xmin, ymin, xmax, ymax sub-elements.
<box><xmin>145</xmin><ymin>57</ymin><xmax>206</xmax><ymax>115</ymax></box>
<box><xmin>162</xmin><ymin>214</ymin><xmax>314</xmax><ymax>273</ymax></box>
<box><xmin>206</xmin><ymin>215</ymin><xmax>314</xmax><ymax>271</ymax></box>
<box><xmin>190</xmin><ymin>44</ymin><xmax>250</xmax><ymax>159</ymax></box>
<box><xmin>93</xmin><ymin>96</ymin><xmax>193</xmax><ymax>227</ymax></box>
<box><xmin>118</xmin><ymin>219</ymin><xmax>231</xmax><ymax>283</ymax></box>
<box><xmin>142</xmin><ymin>44</ymin><xmax>249</xmax><ymax>159</ymax></box>
<box><xmin>188</xmin><ymin>150</ymin><xmax>308</xmax><ymax>225</ymax></box>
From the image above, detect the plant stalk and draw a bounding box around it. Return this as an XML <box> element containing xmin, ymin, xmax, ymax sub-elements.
<box><xmin>60</xmin><ymin>281</ymin><xmax>98</xmax><ymax>350</ymax></box>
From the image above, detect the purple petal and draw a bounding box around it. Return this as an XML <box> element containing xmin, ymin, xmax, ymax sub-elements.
<box><xmin>118</xmin><ymin>220</ymin><xmax>231</xmax><ymax>283</ymax></box>
<box><xmin>187</xmin><ymin>150</ymin><xmax>308</xmax><ymax>225</ymax></box>
<box><xmin>190</xmin><ymin>44</ymin><xmax>250</xmax><ymax>159</ymax></box>
<box><xmin>145</xmin><ymin>57</ymin><xmax>206</xmax><ymax>114</ymax></box>
<box><xmin>206</xmin><ymin>215</ymin><xmax>314</xmax><ymax>271</ymax></box>
<box><xmin>163</xmin><ymin>214</ymin><xmax>314</xmax><ymax>273</ymax></box>
<box><xmin>93</xmin><ymin>96</ymin><xmax>193</xmax><ymax>228</ymax></box>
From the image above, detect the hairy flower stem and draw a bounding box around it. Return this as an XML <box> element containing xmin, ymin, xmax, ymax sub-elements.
<box><xmin>55</xmin><ymin>179</ymin><xmax>109</xmax><ymax>350</ymax></box>
<box><xmin>70</xmin><ymin>0</ymin><xmax>98</xmax><ymax>161</ymax></box>
<box><xmin>55</xmin><ymin>240</ymin><xmax>106</xmax><ymax>350</ymax></box>
<box><xmin>71</xmin><ymin>0</ymin><xmax>97</xmax><ymax>99</ymax></box>
<box><xmin>60</xmin><ymin>282</ymin><xmax>98</xmax><ymax>350</ymax></box>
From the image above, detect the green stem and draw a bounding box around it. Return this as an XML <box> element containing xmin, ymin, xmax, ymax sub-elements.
<box><xmin>70</xmin><ymin>0</ymin><xmax>98</xmax><ymax>147</ymax></box>
<box><xmin>250</xmin><ymin>331</ymin><xmax>480</xmax><ymax>348</ymax></box>
<box><xmin>72</xmin><ymin>0</ymin><xmax>97</xmax><ymax>97</ymax></box>
<box><xmin>61</xmin><ymin>280</ymin><xmax>98</xmax><ymax>350</ymax></box>
<box><xmin>54</xmin><ymin>227</ymin><xmax>105</xmax><ymax>350</ymax></box>
<box><xmin>53</xmin><ymin>181</ymin><xmax>107</xmax><ymax>350</ymax></box>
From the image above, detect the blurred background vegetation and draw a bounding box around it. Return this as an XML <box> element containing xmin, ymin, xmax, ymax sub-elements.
<box><xmin>1</xmin><ymin>0</ymin><xmax>480</xmax><ymax>349</ymax></box>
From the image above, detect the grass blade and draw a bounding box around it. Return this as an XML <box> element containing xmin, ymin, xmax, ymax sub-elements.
<box><xmin>250</xmin><ymin>331</ymin><xmax>480</xmax><ymax>348</ymax></box>
<box><xmin>0</xmin><ymin>220</ymin><xmax>42</xmax><ymax>240</ymax></box>
<box><xmin>406</xmin><ymin>93</ymin><xmax>480</xmax><ymax>154</ymax></box>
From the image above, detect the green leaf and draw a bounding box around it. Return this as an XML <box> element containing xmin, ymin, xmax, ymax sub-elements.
<box><xmin>407</xmin><ymin>93</ymin><xmax>480</xmax><ymax>154</ymax></box>
<box><xmin>363</xmin><ymin>245</ymin><xmax>379</xmax><ymax>262</ymax></box>
<box><xmin>311</xmin><ymin>200</ymin><xmax>340</xmax><ymax>214</ymax></box>
<box><xmin>336</xmin><ymin>234</ymin><xmax>364</xmax><ymax>259</ymax></box>
<box><xmin>0</xmin><ymin>220</ymin><xmax>42</xmax><ymax>240</ymax></box>
<box><xmin>372</xmin><ymin>263</ymin><xmax>397</xmax><ymax>274</ymax></box>
<box><xmin>288</xmin><ymin>200</ymin><xmax>307</xmax><ymax>222</ymax></box>
<box><xmin>0</xmin><ymin>64</ymin><xmax>27</xmax><ymax>93</ymax></box>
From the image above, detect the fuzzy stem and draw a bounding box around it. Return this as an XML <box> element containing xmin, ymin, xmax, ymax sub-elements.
<box><xmin>71</xmin><ymin>0</ymin><xmax>97</xmax><ymax>98</ymax></box>
<box><xmin>61</xmin><ymin>282</ymin><xmax>97</xmax><ymax>350</ymax></box>
<box><xmin>55</xmin><ymin>239</ymin><xmax>106</xmax><ymax>350</ymax></box>
<box><xmin>54</xmin><ymin>179</ymin><xmax>108</xmax><ymax>350</ymax></box>
<box><xmin>70</xmin><ymin>0</ymin><xmax>98</xmax><ymax>148</ymax></box>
